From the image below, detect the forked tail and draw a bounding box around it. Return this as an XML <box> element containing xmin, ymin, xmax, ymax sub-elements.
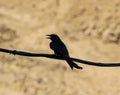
<box><xmin>65</xmin><ymin>57</ymin><xmax>83</xmax><ymax>70</ymax></box>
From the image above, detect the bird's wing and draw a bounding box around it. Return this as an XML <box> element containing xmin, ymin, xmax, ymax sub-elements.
<box><xmin>50</xmin><ymin>41</ymin><xmax>69</xmax><ymax>56</ymax></box>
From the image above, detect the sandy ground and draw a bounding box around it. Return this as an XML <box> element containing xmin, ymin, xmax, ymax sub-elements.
<box><xmin>0</xmin><ymin>0</ymin><xmax>120</xmax><ymax>95</ymax></box>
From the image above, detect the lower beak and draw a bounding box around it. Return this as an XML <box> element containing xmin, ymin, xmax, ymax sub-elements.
<box><xmin>46</xmin><ymin>35</ymin><xmax>51</xmax><ymax>39</ymax></box>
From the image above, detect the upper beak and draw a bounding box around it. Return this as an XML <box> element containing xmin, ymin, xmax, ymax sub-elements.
<box><xmin>46</xmin><ymin>35</ymin><xmax>51</xmax><ymax>39</ymax></box>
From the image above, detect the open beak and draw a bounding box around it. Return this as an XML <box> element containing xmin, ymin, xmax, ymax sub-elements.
<box><xmin>46</xmin><ymin>35</ymin><xmax>51</xmax><ymax>39</ymax></box>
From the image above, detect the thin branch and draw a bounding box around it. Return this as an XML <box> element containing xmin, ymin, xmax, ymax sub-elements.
<box><xmin>0</xmin><ymin>48</ymin><xmax>120</xmax><ymax>67</ymax></box>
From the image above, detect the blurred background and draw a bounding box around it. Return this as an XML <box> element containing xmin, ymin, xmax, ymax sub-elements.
<box><xmin>0</xmin><ymin>0</ymin><xmax>120</xmax><ymax>95</ymax></box>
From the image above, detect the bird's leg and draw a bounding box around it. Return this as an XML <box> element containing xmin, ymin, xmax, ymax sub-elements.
<box><xmin>55</xmin><ymin>52</ymin><xmax>60</xmax><ymax>56</ymax></box>
<box><xmin>54</xmin><ymin>51</ymin><xmax>63</xmax><ymax>58</ymax></box>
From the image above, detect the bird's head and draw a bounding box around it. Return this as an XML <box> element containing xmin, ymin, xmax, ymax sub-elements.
<box><xmin>46</xmin><ymin>34</ymin><xmax>60</xmax><ymax>41</ymax></box>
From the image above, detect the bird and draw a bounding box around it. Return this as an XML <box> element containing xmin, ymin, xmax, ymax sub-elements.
<box><xmin>47</xmin><ymin>34</ymin><xmax>82</xmax><ymax>70</ymax></box>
